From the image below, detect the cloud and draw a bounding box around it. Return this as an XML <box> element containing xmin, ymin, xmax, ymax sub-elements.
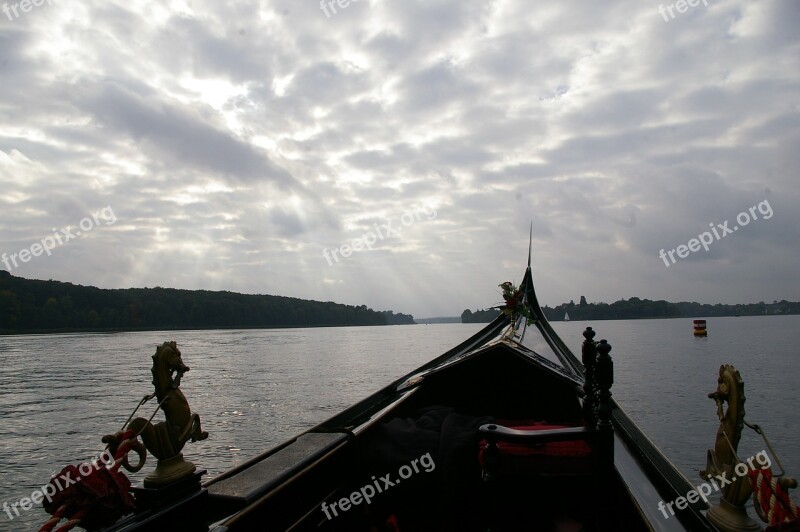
<box><xmin>0</xmin><ymin>0</ymin><xmax>798</xmax><ymax>316</ymax></box>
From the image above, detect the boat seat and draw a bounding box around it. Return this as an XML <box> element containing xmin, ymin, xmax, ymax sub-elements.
<box><xmin>206</xmin><ymin>432</ymin><xmax>349</xmax><ymax>508</ymax></box>
<box><xmin>477</xmin><ymin>420</ymin><xmax>605</xmax><ymax>530</ymax></box>
<box><xmin>479</xmin><ymin>420</ymin><xmax>597</xmax><ymax>478</ymax></box>
<box><xmin>477</xmin><ymin>330</ymin><xmax>615</xmax><ymax>481</ymax></box>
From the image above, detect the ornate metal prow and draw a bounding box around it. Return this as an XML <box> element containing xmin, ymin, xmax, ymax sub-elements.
<box><xmin>39</xmin><ymin>343</ymin><xmax>207</xmax><ymax>530</ymax></box>
<box><xmin>700</xmin><ymin>365</ymin><xmax>799</xmax><ymax>531</ymax></box>
<box><xmin>125</xmin><ymin>341</ymin><xmax>208</xmax><ymax>488</ymax></box>
<box><xmin>700</xmin><ymin>364</ymin><xmax>760</xmax><ymax>531</ymax></box>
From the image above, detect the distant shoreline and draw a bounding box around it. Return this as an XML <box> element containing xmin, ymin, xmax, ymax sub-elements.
<box><xmin>0</xmin><ymin>321</ymin><xmax>419</xmax><ymax>336</ymax></box>
<box><xmin>0</xmin><ymin>322</ymin><xmax>422</xmax><ymax>336</ymax></box>
<box><xmin>6</xmin><ymin>313</ymin><xmax>795</xmax><ymax>336</ymax></box>
<box><xmin>0</xmin><ymin>271</ymin><xmax>415</xmax><ymax>334</ymax></box>
<box><xmin>462</xmin><ymin>297</ymin><xmax>800</xmax><ymax>323</ymax></box>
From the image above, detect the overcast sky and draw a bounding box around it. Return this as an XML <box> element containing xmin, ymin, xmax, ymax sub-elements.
<box><xmin>1</xmin><ymin>0</ymin><xmax>798</xmax><ymax>318</ymax></box>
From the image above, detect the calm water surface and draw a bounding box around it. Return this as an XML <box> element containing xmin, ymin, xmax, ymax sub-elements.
<box><xmin>0</xmin><ymin>317</ymin><xmax>798</xmax><ymax>530</ymax></box>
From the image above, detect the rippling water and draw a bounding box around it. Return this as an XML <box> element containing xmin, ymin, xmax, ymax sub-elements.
<box><xmin>0</xmin><ymin>317</ymin><xmax>798</xmax><ymax>531</ymax></box>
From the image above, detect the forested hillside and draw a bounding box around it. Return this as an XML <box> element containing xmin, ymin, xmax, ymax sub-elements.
<box><xmin>0</xmin><ymin>270</ymin><xmax>414</xmax><ymax>333</ymax></box>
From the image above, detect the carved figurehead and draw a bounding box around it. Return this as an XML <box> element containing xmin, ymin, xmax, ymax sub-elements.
<box><xmin>701</xmin><ymin>364</ymin><xmax>760</xmax><ymax>531</ymax></box>
<box><xmin>127</xmin><ymin>341</ymin><xmax>208</xmax><ymax>488</ymax></box>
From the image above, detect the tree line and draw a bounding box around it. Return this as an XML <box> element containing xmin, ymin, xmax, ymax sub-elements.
<box><xmin>0</xmin><ymin>271</ymin><xmax>414</xmax><ymax>333</ymax></box>
<box><xmin>462</xmin><ymin>295</ymin><xmax>800</xmax><ymax>323</ymax></box>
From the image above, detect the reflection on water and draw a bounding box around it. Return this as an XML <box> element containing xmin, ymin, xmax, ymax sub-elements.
<box><xmin>0</xmin><ymin>317</ymin><xmax>797</xmax><ymax>530</ymax></box>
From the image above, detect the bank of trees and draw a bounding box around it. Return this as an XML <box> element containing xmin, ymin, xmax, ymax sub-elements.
<box><xmin>461</xmin><ymin>308</ymin><xmax>501</xmax><ymax>323</ymax></box>
<box><xmin>461</xmin><ymin>294</ymin><xmax>799</xmax><ymax>323</ymax></box>
<box><xmin>0</xmin><ymin>271</ymin><xmax>413</xmax><ymax>332</ymax></box>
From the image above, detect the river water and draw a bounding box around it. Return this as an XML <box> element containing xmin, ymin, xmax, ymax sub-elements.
<box><xmin>1</xmin><ymin>316</ymin><xmax>798</xmax><ymax>530</ymax></box>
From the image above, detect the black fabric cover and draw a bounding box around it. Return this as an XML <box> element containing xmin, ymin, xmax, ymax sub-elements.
<box><xmin>359</xmin><ymin>406</ymin><xmax>493</xmax><ymax>531</ymax></box>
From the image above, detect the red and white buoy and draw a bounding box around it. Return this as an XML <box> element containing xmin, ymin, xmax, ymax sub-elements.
<box><xmin>693</xmin><ymin>319</ymin><xmax>707</xmax><ymax>336</ymax></box>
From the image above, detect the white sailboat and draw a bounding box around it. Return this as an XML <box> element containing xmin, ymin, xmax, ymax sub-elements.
<box><xmin>564</xmin><ymin>311</ymin><xmax>570</xmax><ymax>321</ymax></box>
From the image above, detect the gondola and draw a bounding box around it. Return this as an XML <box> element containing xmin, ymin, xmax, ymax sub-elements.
<box><xmin>48</xmin><ymin>254</ymin><xmax>723</xmax><ymax>532</ymax></box>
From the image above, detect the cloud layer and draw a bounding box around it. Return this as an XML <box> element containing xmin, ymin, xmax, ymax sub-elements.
<box><xmin>1</xmin><ymin>0</ymin><xmax>798</xmax><ymax>317</ymax></box>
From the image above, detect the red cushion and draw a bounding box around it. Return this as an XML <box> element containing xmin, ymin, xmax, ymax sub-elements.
<box><xmin>480</xmin><ymin>422</ymin><xmax>593</xmax><ymax>457</ymax></box>
<box><xmin>478</xmin><ymin>421</ymin><xmax>593</xmax><ymax>476</ymax></box>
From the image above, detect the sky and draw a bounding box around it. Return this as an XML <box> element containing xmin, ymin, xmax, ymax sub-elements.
<box><xmin>0</xmin><ymin>0</ymin><xmax>798</xmax><ymax>318</ymax></box>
